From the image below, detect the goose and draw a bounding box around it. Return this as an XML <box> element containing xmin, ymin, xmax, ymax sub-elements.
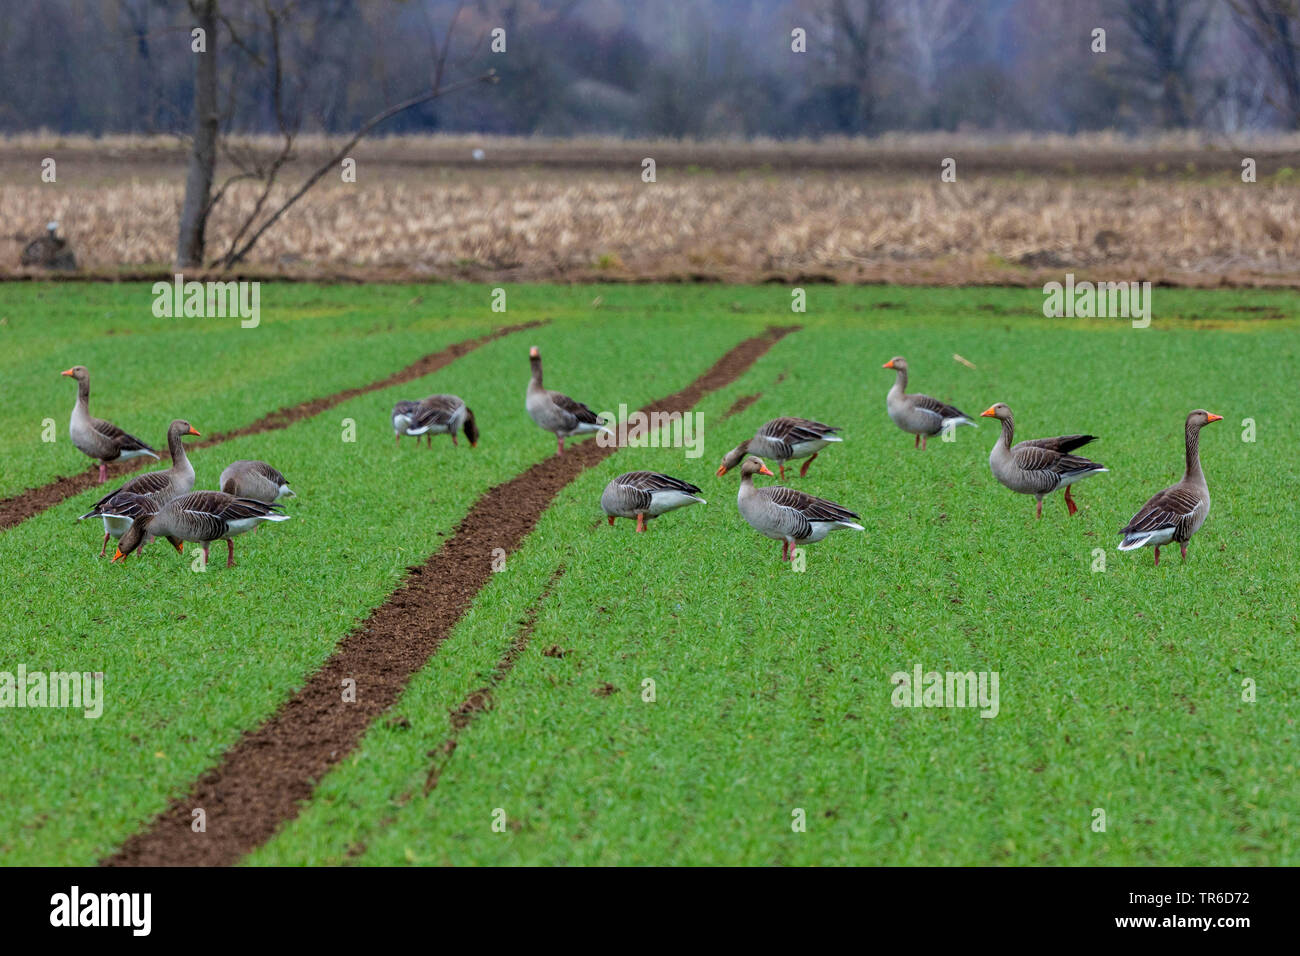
<box><xmin>62</xmin><ymin>366</ymin><xmax>159</xmax><ymax>482</ymax></box>
<box><xmin>78</xmin><ymin>419</ymin><xmax>200</xmax><ymax>554</ymax></box>
<box><xmin>735</xmin><ymin>455</ymin><xmax>863</xmax><ymax>561</ymax></box>
<box><xmin>883</xmin><ymin>357</ymin><xmax>976</xmax><ymax>449</ymax></box>
<box><xmin>716</xmin><ymin>417</ymin><xmax>842</xmax><ymax>481</ymax></box>
<box><xmin>392</xmin><ymin>394</ymin><xmax>479</xmax><ymax>448</ymax></box>
<box><xmin>981</xmin><ymin>403</ymin><xmax>1107</xmax><ymax>518</ymax></box>
<box><xmin>526</xmin><ymin>346</ymin><xmax>611</xmax><ymax>454</ymax></box>
<box><xmin>601</xmin><ymin>471</ymin><xmax>706</xmax><ymax>532</ymax></box>
<box><xmin>79</xmin><ymin>492</ymin><xmax>161</xmax><ymax>558</ymax></box>
<box><xmin>1118</xmin><ymin>410</ymin><xmax>1222</xmax><ymax>565</ymax></box>
<box><xmin>219</xmin><ymin>460</ymin><xmax>296</xmax><ymax>502</ymax></box>
<box><xmin>113</xmin><ymin>491</ymin><xmax>290</xmax><ymax>568</ymax></box>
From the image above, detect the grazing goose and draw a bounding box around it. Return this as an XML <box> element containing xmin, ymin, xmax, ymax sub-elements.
<box><xmin>1118</xmin><ymin>410</ymin><xmax>1222</xmax><ymax>565</ymax></box>
<box><xmin>981</xmin><ymin>403</ymin><xmax>1107</xmax><ymax>518</ymax></box>
<box><xmin>735</xmin><ymin>455</ymin><xmax>863</xmax><ymax>561</ymax></box>
<box><xmin>220</xmin><ymin>460</ymin><xmax>296</xmax><ymax>502</ymax></box>
<box><xmin>392</xmin><ymin>394</ymin><xmax>479</xmax><ymax>448</ymax></box>
<box><xmin>716</xmin><ymin>417</ymin><xmax>843</xmax><ymax>481</ymax></box>
<box><xmin>113</xmin><ymin>491</ymin><xmax>290</xmax><ymax>568</ymax></box>
<box><xmin>78</xmin><ymin>419</ymin><xmax>200</xmax><ymax>554</ymax></box>
<box><xmin>79</xmin><ymin>491</ymin><xmax>161</xmax><ymax>558</ymax></box>
<box><xmin>601</xmin><ymin>471</ymin><xmax>706</xmax><ymax>532</ymax></box>
<box><xmin>61</xmin><ymin>366</ymin><xmax>159</xmax><ymax>483</ymax></box>
<box><xmin>526</xmin><ymin>346</ymin><xmax>611</xmax><ymax>454</ymax></box>
<box><xmin>883</xmin><ymin>357</ymin><xmax>976</xmax><ymax>449</ymax></box>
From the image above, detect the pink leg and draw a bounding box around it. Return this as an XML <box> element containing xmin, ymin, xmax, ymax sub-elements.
<box><xmin>1153</xmin><ymin>546</ymin><xmax>1161</xmax><ymax>566</ymax></box>
<box><xmin>98</xmin><ymin>462</ymin><xmax>107</xmax><ymax>483</ymax></box>
<box><xmin>799</xmin><ymin>453</ymin><xmax>818</xmax><ymax>478</ymax></box>
<box><xmin>395</xmin><ymin>434</ymin><xmax>401</xmax><ymax>446</ymax></box>
<box><xmin>779</xmin><ymin>462</ymin><xmax>786</xmax><ymax>481</ymax></box>
<box><xmin>1035</xmin><ymin>498</ymin><xmax>1043</xmax><ymax>519</ymax></box>
<box><xmin>226</xmin><ymin>540</ymin><xmax>236</xmax><ymax>568</ymax></box>
<box><xmin>635</xmin><ymin>513</ymin><xmax>646</xmax><ymax>533</ymax></box>
<box><xmin>914</xmin><ymin>434</ymin><xmax>920</xmax><ymax>449</ymax></box>
<box><xmin>556</xmin><ymin>436</ymin><xmax>565</xmax><ymax>455</ymax></box>
<box><xmin>607</xmin><ymin>515</ymin><xmax>615</xmax><ymax>526</ymax></box>
<box><xmin>99</xmin><ymin>533</ymin><xmax>109</xmax><ymax>557</ymax></box>
<box><xmin>202</xmin><ymin>542</ymin><xmax>210</xmax><ymax>566</ymax></box>
<box><xmin>780</xmin><ymin>541</ymin><xmax>788</xmax><ymax>561</ymax></box>
<box><xmin>1064</xmin><ymin>485</ymin><xmax>1078</xmax><ymax>516</ymax></box>
<box><xmin>1179</xmin><ymin>542</ymin><xmax>1188</xmax><ymax>561</ymax></box>
<box><xmin>921</xmin><ymin>434</ymin><xmax>928</xmax><ymax>451</ymax></box>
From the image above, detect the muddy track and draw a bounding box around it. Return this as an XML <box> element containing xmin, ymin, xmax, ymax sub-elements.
<box><xmin>0</xmin><ymin>321</ymin><xmax>544</xmax><ymax>532</ymax></box>
<box><xmin>104</xmin><ymin>324</ymin><xmax>797</xmax><ymax>867</ymax></box>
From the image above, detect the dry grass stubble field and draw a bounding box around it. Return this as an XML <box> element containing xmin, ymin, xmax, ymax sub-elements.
<box><xmin>2</xmin><ymin>133</ymin><xmax>1299</xmax><ymax>286</ymax></box>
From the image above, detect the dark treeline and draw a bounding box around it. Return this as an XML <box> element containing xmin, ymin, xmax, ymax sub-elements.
<box><xmin>1</xmin><ymin>0</ymin><xmax>1294</xmax><ymax>138</ymax></box>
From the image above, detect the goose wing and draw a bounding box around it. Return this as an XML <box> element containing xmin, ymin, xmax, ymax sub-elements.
<box><xmin>547</xmin><ymin>390</ymin><xmax>601</xmax><ymax>426</ymax></box>
<box><xmin>89</xmin><ymin>416</ymin><xmax>155</xmax><ymax>454</ymax></box>
<box><xmin>1020</xmin><ymin>434</ymin><xmax>1097</xmax><ymax>454</ymax></box>
<box><xmin>1120</xmin><ymin>485</ymin><xmax>1203</xmax><ymax>536</ymax></box>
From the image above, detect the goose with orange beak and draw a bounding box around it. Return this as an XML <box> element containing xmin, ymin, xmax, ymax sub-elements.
<box><xmin>883</xmin><ymin>356</ymin><xmax>976</xmax><ymax>450</ymax></box>
<box><xmin>735</xmin><ymin>455</ymin><xmax>863</xmax><ymax>561</ymax></box>
<box><xmin>981</xmin><ymin>403</ymin><xmax>1107</xmax><ymax>518</ymax></box>
<box><xmin>61</xmin><ymin>365</ymin><xmax>159</xmax><ymax>483</ymax></box>
<box><xmin>1118</xmin><ymin>410</ymin><xmax>1222</xmax><ymax>565</ymax></box>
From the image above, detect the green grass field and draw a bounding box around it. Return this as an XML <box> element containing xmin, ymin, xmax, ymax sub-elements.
<box><xmin>1</xmin><ymin>282</ymin><xmax>1297</xmax><ymax>865</ymax></box>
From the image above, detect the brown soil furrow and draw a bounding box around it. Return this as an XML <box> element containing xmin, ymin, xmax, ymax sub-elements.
<box><xmin>720</xmin><ymin>392</ymin><xmax>762</xmax><ymax>421</ymax></box>
<box><xmin>0</xmin><ymin>320</ymin><xmax>544</xmax><ymax>531</ymax></box>
<box><xmin>104</xmin><ymin>324</ymin><xmax>796</xmax><ymax>867</ymax></box>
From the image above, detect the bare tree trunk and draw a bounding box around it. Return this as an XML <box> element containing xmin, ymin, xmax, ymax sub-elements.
<box><xmin>176</xmin><ymin>0</ymin><xmax>219</xmax><ymax>269</ymax></box>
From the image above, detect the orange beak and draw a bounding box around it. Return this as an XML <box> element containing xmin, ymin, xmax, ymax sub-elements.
<box><xmin>61</xmin><ymin>368</ymin><xmax>74</xmax><ymax>376</ymax></box>
<box><xmin>716</xmin><ymin>464</ymin><xmax>728</xmax><ymax>476</ymax></box>
<box><xmin>188</xmin><ymin>427</ymin><xmax>201</xmax><ymax>436</ymax></box>
<box><xmin>980</xmin><ymin>406</ymin><xmax>997</xmax><ymax>418</ymax></box>
<box><xmin>173</xmin><ymin>540</ymin><xmax>184</xmax><ymax>553</ymax></box>
<box><xmin>111</xmin><ymin>548</ymin><xmax>124</xmax><ymax>562</ymax></box>
<box><xmin>758</xmin><ymin>464</ymin><xmax>775</xmax><ymax>476</ymax></box>
<box><xmin>529</xmin><ymin>346</ymin><xmax>539</xmax><ymax>358</ymax></box>
<box><xmin>882</xmin><ymin>360</ymin><xmax>895</xmax><ymax>369</ymax></box>
<box><xmin>1206</xmin><ymin>413</ymin><xmax>1223</xmax><ymax>423</ymax></box>
<box><xmin>470</xmin><ymin>441</ymin><xmax>477</xmax><ymax>448</ymax></box>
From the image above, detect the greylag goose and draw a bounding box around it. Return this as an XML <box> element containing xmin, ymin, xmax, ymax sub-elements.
<box><xmin>62</xmin><ymin>365</ymin><xmax>159</xmax><ymax>482</ymax></box>
<box><xmin>78</xmin><ymin>491</ymin><xmax>161</xmax><ymax>558</ymax></box>
<box><xmin>883</xmin><ymin>357</ymin><xmax>976</xmax><ymax>449</ymax></box>
<box><xmin>981</xmin><ymin>403</ymin><xmax>1107</xmax><ymax>518</ymax></box>
<box><xmin>219</xmin><ymin>460</ymin><xmax>296</xmax><ymax>502</ymax></box>
<box><xmin>716</xmin><ymin>417</ymin><xmax>842</xmax><ymax>481</ymax></box>
<box><xmin>78</xmin><ymin>419</ymin><xmax>200</xmax><ymax>554</ymax></box>
<box><xmin>601</xmin><ymin>471</ymin><xmax>706</xmax><ymax>532</ymax></box>
<box><xmin>113</xmin><ymin>491</ymin><xmax>290</xmax><ymax>568</ymax></box>
<box><xmin>526</xmin><ymin>346</ymin><xmax>611</xmax><ymax>454</ymax></box>
<box><xmin>1118</xmin><ymin>410</ymin><xmax>1222</xmax><ymax>565</ymax></box>
<box><xmin>735</xmin><ymin>455</ymin><xmax>863</xmax><ymax>561</ymax></box>
<box><xmin>391</xmin><ymin>394</ymin><xmax>478</xmax><ymax>448</ymax></box>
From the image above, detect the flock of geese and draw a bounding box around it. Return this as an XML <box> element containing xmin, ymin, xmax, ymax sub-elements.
<box><xmin>62</xmin><ymin>345</ymin><xmax>1221</xmax><ymax>570</ymax></box>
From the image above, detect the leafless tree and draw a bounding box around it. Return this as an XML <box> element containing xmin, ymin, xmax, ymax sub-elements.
<box><xmin>808</xmin><ymin>0</ymin><xmax>894</xmax><ymax>133</ymax></box>
<box><xmin>1116</xmin><ymin>0</ymin><xmax>1212</xmax><ymax>128</ymax></box>
<box><xmin>897</xmin><ymin>0</ymin><xmax>976</xmax><ymax>100</ymax></box>
<box><xmin>1228</xmin><ymin>0</ymin><xmax>1300</xmax><ymax>128</ymax></box>
<box><xmin>175</xmin><ymin>0</ymin><xmax>497</xmax><ymax>271</ymax></box>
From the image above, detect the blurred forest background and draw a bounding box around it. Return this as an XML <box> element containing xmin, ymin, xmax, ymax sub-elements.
<box><xmin>2</xmin><ymin>0</ymin><xmax>1295</xmax><ymax>139</ymax></box>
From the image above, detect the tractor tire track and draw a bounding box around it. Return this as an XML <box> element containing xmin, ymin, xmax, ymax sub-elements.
<box><xmin>105</xmin><ymin>324</ymin><xmax>796</xmax><ymax>866</ymax></box>
<box><xmin>0</xmin><ymin>320</ymin><xmax>545</xmax><ymax>531</ymax></box>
